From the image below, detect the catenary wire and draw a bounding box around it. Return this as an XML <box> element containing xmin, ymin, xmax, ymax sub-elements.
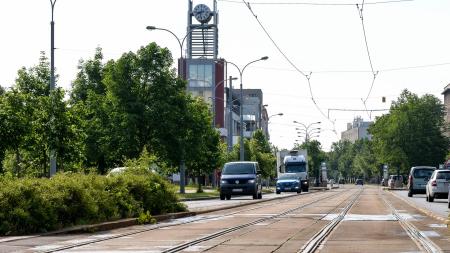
<box><xmin>356</xmin><ymin>1</ymin><xmax>379</xmax><ymax>117</ymax></box>
<box><xmin>241</xmin><ymin>0</ymin><xmax>338</xmax><ymax>135</ymax></box>
<box><xmin>219</xmin><ymin>0</ymin><xmax>415</xmax><ymax>6</ymax></box>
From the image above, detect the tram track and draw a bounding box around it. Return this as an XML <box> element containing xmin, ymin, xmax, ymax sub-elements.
<box><xmin>297</xmin><ymin>187</ymin><xmax>363</xmax><ymax>253</ymax></box>
<box><xmin>35</xmin><ymin>189</ymin><xmax>344</xmax><ymax>253</ymax></box>
<box><xmin>380</xmin><ymin>190</ymin><xmax>443</xmax><ymax>253</ymax></box>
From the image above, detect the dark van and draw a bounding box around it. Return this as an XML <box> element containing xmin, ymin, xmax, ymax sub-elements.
<box><xmin>219</xmin><ymin>161</ymin><xmax>262</xmax><ymax>200</ymax></box>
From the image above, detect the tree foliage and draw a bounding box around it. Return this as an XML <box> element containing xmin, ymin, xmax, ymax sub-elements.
<box><xmin>369</xmin><ymin>89</ymin><xmax>449</xmax><ymax>174</ymax></box>
<box><xmin>0</xmin><ymin>43</ymin><xmax>224</xmax><ymax>180</ymax></box>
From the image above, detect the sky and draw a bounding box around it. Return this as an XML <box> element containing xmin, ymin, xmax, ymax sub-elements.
<box><xmin>1</xmin><ymin>0</ymin><xmax>450</xmax><ymax>151</ymax></box>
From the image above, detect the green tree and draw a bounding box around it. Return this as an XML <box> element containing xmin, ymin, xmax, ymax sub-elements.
<box><xmin>184</xmin><ymin>97</ymin><xmax>222</xmax><ymax>192</ymax></box>
<box><xmin>249</xmin><ymin>130</ymin><xmax>276</xmax><ymax>179</ymax></box>
<box><xmin>369</xmin><ymin>89</ymin><xmax>449</xmax><ymax>174</ymax></box>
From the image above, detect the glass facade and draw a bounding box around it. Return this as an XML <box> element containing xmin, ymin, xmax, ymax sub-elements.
<box><xmin>188</xmin><ymin>64</ymin><xmax>213</xmax><ymax>87</ymax></box>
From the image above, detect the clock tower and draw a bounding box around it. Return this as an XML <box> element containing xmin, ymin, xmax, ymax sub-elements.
<box><xmin>184</xmin><ymin>0</ymin><xmax>225</xmax><ymax>130</ymax></box>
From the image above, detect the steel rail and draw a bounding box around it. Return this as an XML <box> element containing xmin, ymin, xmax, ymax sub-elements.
<box><xmin>38</xmin><ymin>190</ymin><xmax>339</xmax><ymax>253</ymax></box>
<box><xmin>380</xmin><ymin>190</ymin><xmax>442</xmax><ymax>253</ymax></box>
<box><xmin>298</xmin><ymin>188</ymin><xmax>363</xmax><ymax>253</ymax></box>
<box><xmin>161</xmin><ymin>190</ymin><xmax>347</xmax><ymax>253</ymax></box>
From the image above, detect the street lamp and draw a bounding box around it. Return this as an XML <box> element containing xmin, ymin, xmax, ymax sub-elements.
<box><xmin>145</xmin><ymin>25</ymin><xmax>198</xmax><ymax>194</ymax></box>
<box><xmin>293</xmin><ymin>121</ymin><xmax>321</xmax><ymax>143</ymax></box>
<box><xmin>269</xmin><ymin>113</ymin><xmax>283</xmax><ymax>119</ymax></box>
<box><xmin>226</xmin><ymin>56</ymin><xmax>269</xmax><ymax>161</ymax></box>
<box><xmin>49</xmin><ymin>0</ymin><xmax>57</xmax><ymax>177</ymax></box>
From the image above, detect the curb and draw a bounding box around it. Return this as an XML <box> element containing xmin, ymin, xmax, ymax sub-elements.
<box><xmin>387</xmin><ymin>190</ymin><xmax>448</xmax><ymax>227</ymax></box>
<box><xmin>0</xmin><ymin>212</ymin><xmax>197</xmax><ymax>243</ymax></box>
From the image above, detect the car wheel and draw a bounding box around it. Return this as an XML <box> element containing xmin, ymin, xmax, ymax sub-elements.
<box><xmin>220</xmin><ymin>194</ymin><xmax>225</xmax><ymax>200</ymax></box>
<box><xmin>276</xmin><ymin>191</ymin><xmax>281</xmax><ymax>194</ymax></box>
<box><xmin>253</xmin><ymin>193</ymin><xmax>258</xmax><ymax>199</ymax></box>
<box><xmin>303</xmin><ymin>186</ymin><xmax>309</xmax><ymax>192</ymax></box>
<box><xmin>258</xmin><ymin>192</ymin><xmax>262</xmax><ymax>199</ymax></box>
<box><xmin>226</xmin><ymin>194</ymin><xmax>231</xmax><ymax>200</ymax></box>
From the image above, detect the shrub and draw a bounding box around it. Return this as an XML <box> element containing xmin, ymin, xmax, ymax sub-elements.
<box><xmin>0</xmin><ymin>172</ymin><xmax>186</xmax><ymax>235</ymax></box>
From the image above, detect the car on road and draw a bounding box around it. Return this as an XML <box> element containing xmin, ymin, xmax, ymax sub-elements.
<box><xmin>407</xmin><ymin>166</ymin><xmax>436</xmax><ymax>197</ymax></box>
<box><xmin>219</xmin><ymin>161</ymin><xmax>262</xmax><ymax>200</ymax></box>
<box><xmin>388</xmin><ymin>175</ymin><xmax>404</xmax><ymax>189</ymax></box>
<box><xmin>276</xmin><ymin>173</ymin><xmax>301</xmax><ymax>194</ymax></box>
<box><xmin>355</xmin><ymin>179</ymin><xmax>364</xmax><ymax>185</ymax></box>
<box><xmin>425</xmin><ymin>169</ymin><xmax>450</xmax><ymax>202</ymax></box>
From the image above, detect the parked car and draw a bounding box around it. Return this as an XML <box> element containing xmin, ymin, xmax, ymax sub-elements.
<box><xmin>276</xmin><ymin>173</ymin><xmax>301</xmax><ymax>194</ymax></box>
<box><xmin>425</xmin><ymin>169</ymin><xmax>450</xmax><ymax>202</ymax></box>
<box><xmin>388</xmin><ymin>175</ymin><xmax>403</xmax><ymax>189</ymax></box>
<box><xmin>407</xmin><ymin>166</ymin><xmax>436</xmax><ymax>197</ymax></box>
<box><xmin>219</xmin><ymin>161</ymin><xmax>262</xmax><ymax>200</ymax></box>
<box><xmin>355</xmin><ymin>179</ymin><xmax>364</xmax><ymax>185</ymax></box>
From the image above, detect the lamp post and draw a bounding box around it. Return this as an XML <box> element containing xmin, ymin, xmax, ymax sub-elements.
<box><xmin>146</xmin><ymin>25</ymin><xmax>197</xmax><ymax>194</ymax></box>
<box><xmin>269</xmin><ymin>113</ymin><xmax>283</xmax><ymax>119</ymax></box>
<box><xmin>49</xmin><ymin>0</ymin><xmax>57</xmax><ymax>177</ymax></box>
<box><xmin>293</xmin><ymin>121</ymin><xmax>321</xmax><ymax>143</ymax></box>
<box><xmin>146</xmin><ymin>26</ymin><xmax>189</xmax><ymax>77</ymax></box>
<box><xmin>226</xmin><ymin>56</ymin><xmax>269</xmax><ymax>161</ymax></box>
<box><xmin>211</xmin><ymin>77</ymin><xmax>237</xmax><ymax>128</ymax></box>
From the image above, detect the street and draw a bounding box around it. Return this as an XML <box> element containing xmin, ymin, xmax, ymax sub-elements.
<box><xmin>1</xmin><ymin>185</ymin><xmax>449</xmax><ymax>253</ymax></box>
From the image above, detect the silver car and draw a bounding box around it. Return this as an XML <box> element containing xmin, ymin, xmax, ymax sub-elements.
<box><xmin>425</xmin><ymin>169</ymin><xmax>450</xmax><ymax>202</ymax></box>
<box><xmin>407</xmin><ymin>166</ymin><xmax>435</xmax><ymax>197</ymax></box>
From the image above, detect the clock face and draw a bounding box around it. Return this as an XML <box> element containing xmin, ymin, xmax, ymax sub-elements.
<box><xmin>193</xmin><ymin>4</ymin><xmax>212</xmax><ymax>23</ymax></box>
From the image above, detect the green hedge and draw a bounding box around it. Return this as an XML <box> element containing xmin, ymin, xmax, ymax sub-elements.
<box><xmin>0</xmin><ymin>172</ymin><xmax>186</xmax><ymax>235</ymax></box>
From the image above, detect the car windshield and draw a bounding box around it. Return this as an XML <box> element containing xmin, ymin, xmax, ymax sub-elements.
<box><xmin>413</xmin><ymin>169</ymin><xmax>434</xmax><ymax>178</ymax></box>
<box><xmin>278</xmin><ymin>174</ymin><xmax>299</xmax><ymax>180</ymax></box>
<box><xmin>436</xmin><ymin>171</ymin><xmax>450</xmax><ymax>180</ymax></box>
<box><xmin>285</xmin><ymin>163</ymin><xmax>306</xmax><ymax>173</ymax></box>
<box><xmin>222</xmin><ymin>163</ymin><xmax>255</xmax><ymax>175</ymax></box>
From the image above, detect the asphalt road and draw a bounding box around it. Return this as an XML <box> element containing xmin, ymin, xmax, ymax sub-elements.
<box><xmin>185</xmin><ymin>191</ymin><xmax>308</xmax><ymax>212</ymax></box>
<box><xmin>390</xmin><ymin>189</ymin><xmax>449</xmax><ymax>219</ymax></box>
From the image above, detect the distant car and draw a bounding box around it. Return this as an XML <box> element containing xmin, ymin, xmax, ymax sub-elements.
<box><xmin>407</xmin><ymin>166</ymin><xmax>436</xmax><ymax>197</ymax></box>
<box><xmin>355</xmin><ymin>179</ymin><xmax>364</xmax><ymax>185</ymax></box>
<box><xmin>219</xmin><ymin>161</ymin><xmax>262</xmax><ymax>200</ymax></box>
<box><xmin>388</xmin><ymin>175</ymin><xmax>403</xmax><ymax>189</ymax></box>
<box><xmin>107</xmin><ymin>167</ymin><xmax>128</xmax><ymax>176</ymax></box>
<box><xmin>425</xmin><ymin>169</ymin><xmax>450</xmax><ymax>202</ymax></box>
<box><xmin>276</xmin><ymin>174</ymin><xmax>301</xmax><ymax>194</ymax></box>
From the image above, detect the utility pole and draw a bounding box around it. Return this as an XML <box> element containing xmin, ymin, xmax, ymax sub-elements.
<box><xmin>227</xmin><ymin>76</ymin><xmax>234</xmax><ymax>152</ymax></box>
<box><xmin>49</xmin><ymin>0</ymin><xmax>57</xmax><ymax>177</ymax></box>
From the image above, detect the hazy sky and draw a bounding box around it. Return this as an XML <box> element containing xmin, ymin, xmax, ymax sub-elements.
<box><xmin>1</xmin><ymin>0</ymin><xmax>449</xmax><ymax>151</ymax></box>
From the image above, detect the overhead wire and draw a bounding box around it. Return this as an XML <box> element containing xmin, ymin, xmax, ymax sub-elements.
<box><xmin>356</xmin><ymin>1</ymin><xmax>379</xmax><ymax>119</ymax></box>
<box><xmin>250</xmin><ymin>61</ymin><xmax>450</xmax><ymax>74</ymax></box>
<box><xmin>220</xmin><ymin>0</ymin><xmax>415</xmax><ymax>6</ymax></box>
<box><xmin>241</xmin><ymin>0</ymin><xmax>338</xmax><ymax>135</ymax></box>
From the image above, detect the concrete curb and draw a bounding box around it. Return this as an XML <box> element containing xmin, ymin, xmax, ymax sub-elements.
<box><xmin>386</xmin><ymin>190</ymin><xmax>448</xmax><ymax>227</ymax></box>
<box><xmin>0</xmin><ymin>212</ymin><xmax>197</xmax><ymax>243</ymax></box>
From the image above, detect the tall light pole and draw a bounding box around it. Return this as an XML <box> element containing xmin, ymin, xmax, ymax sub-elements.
<box><xmin>210</xmin><ymin>77</ymin><xmax>237</xmax><ymax>128</ymax></box>
<box><xmin>49</xmin><ymin>0</ymin><xmax>57</xmax><ymax>177</ymax></box>
<box><xmin>146</xmin><ymin>25</ymin><xmax>195</xmax><ymax>194</ymax></box>
<box><xmin>269</xmin><ymin>113</ymin><xmax>283</xmax><ymax>119</ymax></box>
<box><xmin>226</xmin><ymin>56</ymin><xmax>269</xmax><ymax>161</ymax></box>
<box><xmin>293</xmin><ymin>121</ymin><xmax>321</xmax><ymax>144</ymax></box>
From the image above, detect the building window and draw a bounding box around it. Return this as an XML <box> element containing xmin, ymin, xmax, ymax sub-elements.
<box><xmin>189</xmin><ymin>64</ymin><xmax>213</xmax><ymax>87</ymax></box>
